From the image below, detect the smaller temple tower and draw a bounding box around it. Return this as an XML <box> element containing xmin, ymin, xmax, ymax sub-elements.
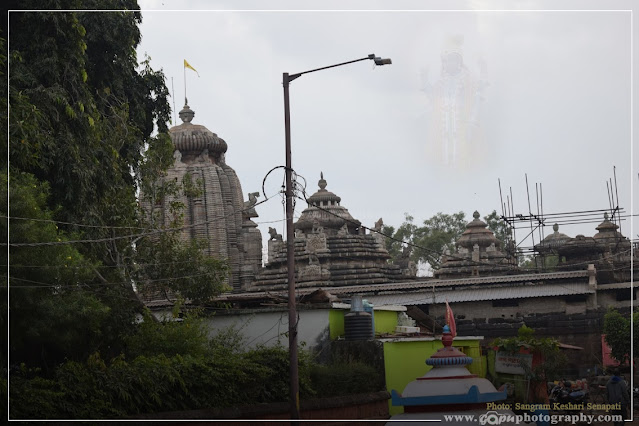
<box><xmin>556</xmin><ymin>213</ymin><xmax>636</xmax><ymax>283</ymax></box>
<box><xmin>249</xmin><ymin>174</ymin><xmax>415</xmax><ymax>291</ymax></box>
<box><xmin>390</xmin><ymin>325</ymin><xmax>513</xmax><ymax>422</ymax></box>
<box><xmin>434</xmin><ymin>211</ymin><xmax>517</xmax><ymax>279</ymax></box>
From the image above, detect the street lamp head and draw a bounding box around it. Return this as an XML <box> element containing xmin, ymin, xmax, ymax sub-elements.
<box><xmin>368</xmin><ymin>54</ymin><xmax>392</xmax><ymax>66</ymax></box>
<box><xmin>374</xmin><ymin>56</ymin><xmax>392</xmax><ymax>66</ymax></box>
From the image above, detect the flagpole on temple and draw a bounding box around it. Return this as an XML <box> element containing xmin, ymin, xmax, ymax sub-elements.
<box><xmin>183</xmin><ymin>62</ymin><xmax>187</xmax><ymax>105</ymax></box>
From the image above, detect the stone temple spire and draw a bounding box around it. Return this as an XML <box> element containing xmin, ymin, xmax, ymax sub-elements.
<box><xmin>249</xmin><ymin>172</ymin><xmax>415</xmax><ymax>291</ymax></box>
<box><xmin>435</xmin><ymin>210</ymin><xmax>517</xmax><ymax>279</ymax></box>
<box><xmin>140</xmin><ymin>102</ymin><xmax>262</xmax><ymax>292</ymax></box>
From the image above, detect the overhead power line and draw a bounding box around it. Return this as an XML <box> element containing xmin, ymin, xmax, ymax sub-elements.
<box><xmin>4</xmin><ymin>192</ymin><xmax>278</xmax><ymax>247</ymax></box>
<box><xmin>294</xmin><ymin>182</ymin><xmax>517</xmax><ymax>273</ymax></box>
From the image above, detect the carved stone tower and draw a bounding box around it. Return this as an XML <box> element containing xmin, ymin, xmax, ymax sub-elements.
<box><xmin>144</xmin><ymin>103</ymin><xmax>262</xmax><ymax>292</ymax></box>
<box><xmin>250</xmin><ymin>173</ymin><xmax>415</xmax><ymax>291</ymax></box>
<box><xmin>435</xmin><ymin>211</ymin><xmax>517</xmax><ymax>279</ymax></box>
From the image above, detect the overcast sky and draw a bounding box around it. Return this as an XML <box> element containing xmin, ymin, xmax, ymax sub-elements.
<box><xmin>136</xmin><ymin>0</ymin><xmax>637</xmax><ymax>261</ymax></box>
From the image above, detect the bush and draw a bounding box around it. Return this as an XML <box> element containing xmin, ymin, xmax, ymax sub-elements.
<box><xmin>10</xmin><ymin>321</ymin><xmax>386</xmax><ymax>419</ymax></box>
<box><xmin>10</xmin><ymin>346</ymin><xmax>316</xmax><ymax>419</ymax></box>
<box><xmin>310</xmin><ymin>362</ymin><xmax>384</xmax><ymax>398</ymax></box>
<box><xmin>124</xmin><ymin>309</ymin><xmax>211</xmax><ymax>359</ymax></box>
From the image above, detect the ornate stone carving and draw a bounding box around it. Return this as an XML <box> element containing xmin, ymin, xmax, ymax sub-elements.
<box><xmin>197</xmin><ymin>148</ymin><xmax>209</xmax><ymax>163</ymax></box>
<box><xmin>298</xmin><ymin>255</ymin><xmax>329</xmax><ymax>281</ymax></box>
<box><xmin>372</xmin><ymin>218</ymin><xmax>383</xmax><ymax>232</ymax></box>
<box><xmin>371</xmin><ymin>218</ymin><xmax>386</xmax><ymax>246</ymax></box>
<box><xmin>337</xmin><ymin>223</ymin><xmax>349</xmax><ymax>236</ymax></box>
<box><xmin>268</xmin><ymin>227</ymin><xmax>283</xmax><ymax>241</ymax></box>
<box><xmin>306</xmin><ymin>232</ymin><xmax>327</xmax><ymax>254</ymax></box>
<box><xmin>395</xmin><ymin>245</ymin><xmax>417</xmax><ymax>277</ymax></box>
<box><xmin>311</xmin><ymin>219</ymin><xmax>324</xmax><ymax>235</ymax></box>
<box><xmin>173</xmin><ymin>149</ymin><xmax>182</xmax><ymax>164</ymax></box>
<box><xmin>243</xmin><ymin>192</ymin><xmax>259</xmax><ymax>219</ymax></box>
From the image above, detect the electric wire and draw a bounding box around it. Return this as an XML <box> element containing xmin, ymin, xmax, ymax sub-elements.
<box><xmin>291</xmin><ymin>171</ymin><xmax>637</xmax><ymax>276</ymax></box>
<box><xmin>293</xmin><ymin>189</ymin><xmax>519</xmax><ymax>273</ymax></box>
<box><xmin>4</xmin><ymin>192</ymin><xmax>278</xmax><ymax>247</ymax></box>
<box><xmin>9</xmin><ymin>267</ymin><xmax>227</xmax><ymax>288</ymax></box>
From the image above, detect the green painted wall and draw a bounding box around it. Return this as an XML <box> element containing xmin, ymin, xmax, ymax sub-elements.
<box><xmin>373</xmin><ymin>310</ymin><xmax>398</xmax><ymax>334</ymax></box>
<box><xmin>383</xmin><ymin>338</ymin><xmax>484</xmax><ymax>416</ymax></box>
<box><xmin>329</xmin><ymin>310</ymin><xmax>345</xmax><ymax>340</ymax></box>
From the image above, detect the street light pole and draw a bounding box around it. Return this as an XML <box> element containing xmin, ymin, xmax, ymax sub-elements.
<box><xmin>282</xmin><ymin>54</ymin><xmax>391</xmax><ymax>422</ymax></box>
<box><xmin>282</xmin><ymin>71</ymin><xmax>299</xmax><ymax>420</ymax></box>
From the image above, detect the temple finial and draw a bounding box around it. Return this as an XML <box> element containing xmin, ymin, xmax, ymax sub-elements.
<box><xmin>318</xmin><ymin>172</ymin><xmax>327</xmax><ymax>190</ymax></box>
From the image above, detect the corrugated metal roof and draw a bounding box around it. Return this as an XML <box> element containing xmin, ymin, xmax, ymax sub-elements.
<box><xmin>326</xmin><ymin>270</ymin><xmax>589</xmax><ymax>294</ymax></box>
<box><xmin>213</xmin><ymin>270</ymin><xmax>591</xmax><ymax>302</ymax></box>
<box><xmin>158</xmin><ymin>269</ymin><xmax>594</xmax><ymax>308</ymax></box>
<box><xmin>597</xmin><ymin>282</ymin><xmax>633</xmax><ymax>290</ymax></box>
<box><xmin>363</xmin><ymin>283</ymin><xmax>594</xmax><ymax>306</ymax></box>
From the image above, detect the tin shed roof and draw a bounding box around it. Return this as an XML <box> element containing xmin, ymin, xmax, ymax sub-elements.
<box><xmin>363</xmin><ymin>282</ymin><xmax>594</xmax><ymax>306</ymax></box>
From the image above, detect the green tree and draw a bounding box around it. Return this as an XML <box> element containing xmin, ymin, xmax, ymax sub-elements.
<box><xmin>494</xmin><ymin>325</ymin><xmax>566</xmax><ymax>403</ymax></box>
<box><xmin>603</xmin><ymin>308</ymin><xmax>638</xmax><ymax>365</ymax></box>
<box><xmin>413</xmin><ymin>211</ymin><xmax>467</xmax><ymax>270</ymax></box>
<box><xmin>4</xmin><ymin>2</ymin><xmax>227</xmax><ymax>372</ymax></box>
<box><xmin>383</xmin><ymin>211</ymin><xmax>466</xmax><ymax>272</ymax></box>
<box><xmin>483</xmin><ymin>210</ymin><xmax>511</xmax><ymax>248</ymax></box>
<box><xmin>383</xmin><ymin>210</ymin><xmax>525</xmax><ymax>273</ymax></box>
<box><xmin>2</xmin><ymin>171</ymin><xmax>116</xmax><ymax>370</ymax></box>
<box><xmin>382</xmin><ymin>213</ymin><xmax>417</xmax><ymax>261</ymax></box>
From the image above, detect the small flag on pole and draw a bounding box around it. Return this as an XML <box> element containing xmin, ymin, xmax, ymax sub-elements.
<box><xmin>184</xmin><ymin>59</ymin><xmax>200</xmax><ymax>77</ymax></box>
<box><xmin>445</xmin><ymin>299</ymin><xmax>456</xmax><ymax>338</ymax></box>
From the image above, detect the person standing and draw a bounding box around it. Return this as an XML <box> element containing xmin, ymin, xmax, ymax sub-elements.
<box><xmin>606</xmin><ymin>369</ymin><xmax>629</xmax><ymax>426</ymax></box>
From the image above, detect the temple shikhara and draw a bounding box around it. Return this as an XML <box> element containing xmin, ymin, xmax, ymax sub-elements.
<box><xmin>141</xmin><ymin>103</ymin><xmax>262</xmax><ymax>292</ymax></box>
<box><xmin>249</xmin><ymin>173</ymin><xmax>416</xmax><ymax>292</ymax></box>
<box><xmin>434</xmin><ymin>211</ymin><xmax>517</xmax><ymax>279</ymax></box>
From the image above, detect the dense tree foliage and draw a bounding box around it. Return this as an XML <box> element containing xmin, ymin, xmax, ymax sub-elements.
<box><xmin>603</xmin><ymin>308</ymin><xmax>638</xmax><ymax>365</ymax></box>
<box><xmin>4</xmin><ymin>0</ymin><xmax>225</xmax><ymax>385</ymax></box>
<box><xmin>382</xmin><ymin>210</ymin><xmax>510</xmax><ymax>272</ymax></box>
<box><xmin>9</xmin><ymin>315</ymin><xmax>383</xmax><ymax>419</ymax></box>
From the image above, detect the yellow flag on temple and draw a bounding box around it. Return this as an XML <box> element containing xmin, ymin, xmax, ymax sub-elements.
<box><xmin>184</xmin><ymin>59</ymin><xmax>200</xmax><ymax>77</ymax></box>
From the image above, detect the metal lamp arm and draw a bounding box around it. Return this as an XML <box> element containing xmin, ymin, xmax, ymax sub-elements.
<box><xmin>287</xmin><ymin>54</ymin><xmax>385</xmax><ymax>83</ymax></box>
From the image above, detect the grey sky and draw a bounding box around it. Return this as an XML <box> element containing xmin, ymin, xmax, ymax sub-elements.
<box><xmin>136</xmin><ymin>0</ymin><xmax>637</xmax><ymax>266</ymax></box>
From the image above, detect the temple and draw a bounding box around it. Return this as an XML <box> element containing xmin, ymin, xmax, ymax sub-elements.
<box><xmin>141</xmin><ymin>103</ymin><xmax>262</xmax><ymax>292</ymax></box>
<box><xmin>534</xmin><ymin>213</ymin><xmax>636</xmax><ymax>283</ymax></box>
<box><xmin>434</xmin><ymin>211</ymin><xmax>517</xmax><ymax>279</ymax></box>
<box><xmin>248</xmin><ymin>174</ymin><xmax>416</xmax><ymax>292</ymax></box>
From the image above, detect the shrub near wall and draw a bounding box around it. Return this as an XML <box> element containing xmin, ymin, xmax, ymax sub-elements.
<box><xmin>311</xmin><ymin>362</ymin><xmax>385</xmax><ymax>397</ymax></box>
<box><xmin>10</xmin><ymin>349</ymin><xmax>315</xmax><ymax>419</ymax></box>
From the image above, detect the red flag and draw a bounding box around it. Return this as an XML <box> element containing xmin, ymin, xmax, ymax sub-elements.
<box><xmin>445</xmin><ymin>299</ymin><xmax>457</xmax><ymax>337</ymax></box>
